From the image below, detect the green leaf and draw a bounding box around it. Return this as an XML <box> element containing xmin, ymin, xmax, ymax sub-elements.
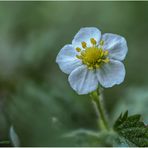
<box><xmin>114</xmin><ymin>111</ymin><xmax>148</xmax><ymax>147</ymax></box>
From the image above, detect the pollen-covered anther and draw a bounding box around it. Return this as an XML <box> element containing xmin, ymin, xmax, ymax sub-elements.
<box><xmin>102</xmin><ymin>58</ymin><xmax>110</xmax><ymax>63</ymax></box>
<box><xmin>76</xmin><ymin>47</ymin><xmax>81</xmax><ymax>52</ymax></box>
<box><xmin>81</xmin><ymin>42</ymin><xmax>87</xmax><ymax>48</ymax></box>
<box><xmin>90</xmin><ymin>38</ymin><xmax>97</xmax><ymax>45</ymax></box>
<box><xmin>95</xmin><ymin>64</ymin><xmax>100</xmax><ymax>68</ymax></box>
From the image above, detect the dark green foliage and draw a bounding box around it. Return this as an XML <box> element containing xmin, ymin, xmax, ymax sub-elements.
<box><xmin>0</xmin><ymin>140</ymin><xmax>10</xmax><ymax>144</ymax></box>
<box><xmin>5</xmin><ymin>80</ymin><xmax>97</xmax><ymax>146</ymax></box>
<box><xmin>0</xmin><ymin>140</ymin><xmax>11</xmax><ymax>147</ymax></box>
<box><xmin>114</xmin><ymin>111</ymin><xmax>148</xmax><ymax>147</ymax></box>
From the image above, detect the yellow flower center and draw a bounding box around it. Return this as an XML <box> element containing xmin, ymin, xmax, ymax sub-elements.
<box><xmin>75</xmin><ymin>38</ymin><xmax>110</xmax><ymax>69</ymax></box>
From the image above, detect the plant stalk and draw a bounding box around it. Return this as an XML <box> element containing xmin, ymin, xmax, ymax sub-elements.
<box><xmin>90</xmin><ymin>89</ymin><xmax>109</xmax><ymax>130</ymax></box>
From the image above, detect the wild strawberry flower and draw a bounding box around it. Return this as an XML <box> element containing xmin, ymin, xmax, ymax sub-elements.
<box><xmin>56</xmin><ymin>27</ymin><xmax>128</xmax><ymax>95</ymax></box>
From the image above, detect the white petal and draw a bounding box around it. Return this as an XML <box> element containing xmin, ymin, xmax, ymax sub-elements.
<box><xmin>56</xmin><ymin>44</ymin><xmax>82</xmax><ymax>74</ymax></box>
<box><xmin>68</xmin><ymin>65</ymin><xmax>98</xmax><ymax>95</ymax></box>
<box><xmin>72</xmin><ymin>27</ymin><xmax>101</xmax><ymax>48</ymax></box>
<box><xmin>102</xmin><ymin>33</ymin><xmax>128</xmax><ymax>61</ymax></box>
<box><xmin>96</xmin><ymin>59</ymin><xmax>125</xmax><ymax>88</ymax></box>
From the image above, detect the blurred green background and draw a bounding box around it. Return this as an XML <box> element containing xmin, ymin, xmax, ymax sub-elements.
<box><xmin>0</xmin><ymin>1</ymin><xmax>148</xmax><ymax>146</ymax></box>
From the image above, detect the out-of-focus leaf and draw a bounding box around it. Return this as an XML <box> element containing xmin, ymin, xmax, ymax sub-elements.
<box><xmin>5</xmin><ymin>80</ymin><xmax>97</xmax><ymax>146</ymax></box>
<box><xmin>62</xmin><ymin>129</ymin><xmax>101</xmax><ymax>146</ymax></box>
<box><xmin>112</xmin><ymin>87</ymin><xmax>148</xmax><ymax>124</ymax></box>
<box><xmin>63</xmin><ymin>128</ymin><xmax>119</xmax><ymax>147</ymax></box>
<box><xmin>0</xmin><ymin>140</ymin><xmax>10</xmax><ymax>144</ymax></box>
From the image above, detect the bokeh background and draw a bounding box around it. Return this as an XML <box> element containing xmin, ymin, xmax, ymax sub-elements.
<box><xmin>0</xmin><ymin>1</ymin><xmax>148</xmax><ymax>146</ymax></box>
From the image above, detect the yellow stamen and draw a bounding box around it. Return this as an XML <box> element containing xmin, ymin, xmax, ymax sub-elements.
<box><xmin>100</xmin><ymin>40</ymin><xmax>104</xmax><ymax>46</ymax></box>
<box><xmin>75</xmin><ymin>39</ymin><xmax>109</xmax><ymax>69</ymax></box>
<box><xmin>100</xmin><ymin>50</ymin><xmax>104</xmax><ymax>57</ymax></box>
<box><xmin>76</xmin><ymin>55</ymin><xmax>82</xmax><ymax>59</ymax></box>
<box><xmin>88</xmin><ymin>66</ymin><xmax>93</xmax><ymax>70</ymax></box>
<box><xmin>76</xmin><ymin>47</ymin><xmax>81</xmax><ymax>52</ymax></box>
<box><xmin>81</xmin><ymin>42</ymin><xmax>87</xmax><ymax>48</ymax></box>
<box><xmin>76</xmin><ymin>47</ymin><xmax>109</xmax><ymax>69</ymax></box>
<box><xmin>96</xmin><ymin>64</ymin><xmax>100</xmax><ymax>68</ymax></box>
<box><xmin>81</xmin><ymin>51</ymin><xmax>86</xmax><ymax>56</ymax></box>
<box><xmin>97</xmin><ymin>59</ymin><xmax>102</xmax><ymax>62</ymax></box>
<box><xmin>104</xmin><ymin>50</ymin><xmax>109</xmax><ymax>56</ymax></box>
<box><xmin>90</xmin><ymin>38</ymin><xmax>97</xmax><ymax>45</ymax></box>
<box><xmin>102</xmin><ymin>58</ymin><xmax>110</xmax><ymax>63</ymax></box>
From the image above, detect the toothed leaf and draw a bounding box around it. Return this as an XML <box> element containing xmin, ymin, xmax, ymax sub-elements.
<box><xmin>114</xmin><ymin>111</ymin><xmax>148</xmax><ymax>147</ymax></box>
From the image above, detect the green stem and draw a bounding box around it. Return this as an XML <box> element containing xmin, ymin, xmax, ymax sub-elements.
<box><xmin>90</xmin><ymin>89</ymin><xmax>109</xmax><ymax>130</ymax></box>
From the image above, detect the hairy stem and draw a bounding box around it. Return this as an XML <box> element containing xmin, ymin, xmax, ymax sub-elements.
<box><xmin>90</xmin><ymin>89</ymin><xmax>109</xmax><ymax>130</ymax></box>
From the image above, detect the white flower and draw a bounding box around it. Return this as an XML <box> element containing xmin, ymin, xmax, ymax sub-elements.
<box><xmin>56</xmin><ymin>27</ymin><xmax>128</xmax><ymax>95</ymax></box>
